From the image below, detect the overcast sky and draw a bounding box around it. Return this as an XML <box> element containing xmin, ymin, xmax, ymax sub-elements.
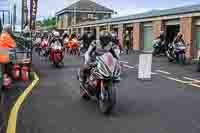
<box><xmin>37</xmin><ymin>0</ymin><xmax>200</xmax><ymax>20</ymax></box>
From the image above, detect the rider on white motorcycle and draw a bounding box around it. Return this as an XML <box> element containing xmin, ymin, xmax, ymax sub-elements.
<box><xmin>49</xmin><ymin>31</ymin><xmax>63</xmax><ymax>48</ymax></box>
<box><xmin>79</xmin><ymin>31</ymin><xmax>119</xmax><ymax>88</ymax></box>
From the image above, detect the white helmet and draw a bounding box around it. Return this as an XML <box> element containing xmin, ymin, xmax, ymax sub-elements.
<box><xmin>53</xmin><ymin>31</ymin><xmax>60</xmax><ymax>37</ymax></box>
<box><xmin>3</xmin><ymin>24</ymin><xmax>12</xmax><ymax>32</ymax></box>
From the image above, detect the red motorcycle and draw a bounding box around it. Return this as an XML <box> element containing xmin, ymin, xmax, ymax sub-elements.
<box><xmin>40</xmin><ymin>39</ymin><xmax>49</xmax><ymax>57</ymax></box>
<box><xmin>49</xmin><ymin>41</ymin><xmax>64</xmax><ymax>67</ymax></box>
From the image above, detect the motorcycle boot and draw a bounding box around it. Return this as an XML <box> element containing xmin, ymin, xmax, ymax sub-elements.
<box><xmin>79</xmin><ymin>64</ymin><xmax>92</xmax><ymax>94</ymax></box>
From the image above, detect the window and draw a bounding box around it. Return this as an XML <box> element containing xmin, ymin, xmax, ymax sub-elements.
<box><xmin>88</xmin><ymin>14</ymin><xmax>94</xmax><ymax>19</ymax></box>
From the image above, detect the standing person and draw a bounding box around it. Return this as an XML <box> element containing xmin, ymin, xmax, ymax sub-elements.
<box><xmin>124</xmin><ymin>30</ymin><xmax>131</xmax><ymax>55</ymax></box>
<box><xmin>173</xmin><ymin>32</ymin><xmax>186</xmax><ymax>62</ymax></box>
<box><xmin>111</xmin><ymin>31</ymin><xmax>122</xmax><ymax>54</ymax></box>
<box><xmin>0</xmin><ymin>24</ymin><xmax>17</xmax><ymax>76</ymax></box>
<box><xmin>173</xmin><ymin>32</ymin><xmax>185</xmax><ymax>45</ymax></box>
<box><xmin>153</xmin><ymin>31</ymin><xmax>167</xmax><ymax>55</ymax></box>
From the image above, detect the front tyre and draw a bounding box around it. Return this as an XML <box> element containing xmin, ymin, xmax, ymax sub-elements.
<box><xmin>153</xmin><ymin>47</ymin><xmax>160</xmax><ymax>56</ymax></box>
<box><xmin>99</xmin><ymin>98</ymin><xmax>111</xmax><ymax>114</ymax></box>
<box><xmin>179</xmin><ymin>53</ymin><xmax>186</xmax><ymax>64</ymax></box>
<box><xmin>166</xmin><ymin>51</ymin><xmax>174</xmax><ymax>62</ymax></box>
<box><xmin>99</xmin><ymin>86</ymin><xmax>116</xmax><ymax>114</ymax></box>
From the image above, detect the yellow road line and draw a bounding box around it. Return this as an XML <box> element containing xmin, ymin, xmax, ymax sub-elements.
<box><xmin>161</xmin><ymin>75</ymin><xmax>200</xmax><ymax>88</ymax></box>
<box><xmin>183</xmin><ymin>77</ymin><xmax>200</xmax><ymax>82</ymax></box>
<box><xmin>6</xmin><ymin>72</ymin><xmax>39</xmax><ymax>133</ymax></box>
<box><xmin>190</xmin><ymin>83</ymin><xmax>200</xmax><ymax>88</ymax></box>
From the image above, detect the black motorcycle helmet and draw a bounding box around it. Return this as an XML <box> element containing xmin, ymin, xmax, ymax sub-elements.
<box><xmin>63</xmin><ymin>31</ymin><xmax>69</xmax><ymax>38</ymax></box>
<box><xmin>99</xmin><ymin>31</ymin><xmax>112</xmax><ymax>48</ymax></box>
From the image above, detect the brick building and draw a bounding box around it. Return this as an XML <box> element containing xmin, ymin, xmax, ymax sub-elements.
<box><xmin>56</xmin><ymin>0</ymin><xmax>114</xmax><ymax>33</ymax></box>
<box><xmin>67</xmin><ymin>4</ymin><xmax>200</xmax><ymax>59</ymax></box>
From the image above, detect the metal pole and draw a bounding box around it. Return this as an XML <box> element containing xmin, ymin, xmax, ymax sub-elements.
<box><xmin>22</xmin><ymin>0</ymin><xmax>25</xmax><ymax>31</ymax></box>
<box><xmin>13</xmin><ymin>4</ymin><xmax>16</xmax><ymax>31</ymax></box>
<box><xmin>2</xmin><ymin>11</ymin><xmax>4</xmax><ymax>25</ymax></box>
<box><xmin>8</xmin><ymin>11</ymin><xmax>10</xmax><ymax>24</ymax></box>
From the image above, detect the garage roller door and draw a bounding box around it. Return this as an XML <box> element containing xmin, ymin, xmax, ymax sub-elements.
<box><xmin>143</xmin><ymin>25</ymin><xmax>153</xmax><ymax>50</ymax></box>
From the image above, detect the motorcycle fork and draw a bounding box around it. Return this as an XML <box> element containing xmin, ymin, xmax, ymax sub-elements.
<box><xmin>99</xmin><ymin>80</ymin><xmax>112</xmax><ymax>101</ymax></box>
<box><xmin>100</xmin><ymin>80</ymin><xmax>106</xmax><ymax>100</ymax></box>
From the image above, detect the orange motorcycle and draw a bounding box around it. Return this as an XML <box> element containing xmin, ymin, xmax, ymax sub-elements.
<box><xmin>68</xmin><ymin>39</ymin><xmax>80</xmax><ymax>56</ymax></box>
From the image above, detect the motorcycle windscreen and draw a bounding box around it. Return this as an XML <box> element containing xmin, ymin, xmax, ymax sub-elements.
<box><xmin>97</xmin><ymin>53</ymin><xmax>119</xmax><ymax>78</ymax></box>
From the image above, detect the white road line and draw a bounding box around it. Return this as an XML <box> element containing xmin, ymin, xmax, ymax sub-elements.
<box><xmin>151</xmin><ymin>72</ymin><xmax>158</xmax><ymax>75</ymax></box>
<box><xmin>183</xmin><ymin>77</ymin><xmax>200</xmax><ymax>82</ymax></box>
<box><xmin>122</xmin><ymin>64</ymin><xmax>135</xmax><ymax>69</ymax></box>
<box><xmin>165</xmin><ymin>76</ymin><xmax>191</xmax><ymax>84</ymax></box>
<box><xmin>119</xmin><ymin>61</ymin><xmax>129</xmax><ymax>64</ymax></box>
<box><xmin>156</xmin><ymin>70</ymin><xmax>171</xmax><ymax>75</ymax></box>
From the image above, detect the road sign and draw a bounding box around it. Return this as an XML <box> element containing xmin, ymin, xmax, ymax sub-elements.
<box><xmin>138</xmin><ymin>53</ymin><xmax>152</xmax><ymax>80</ymax></box>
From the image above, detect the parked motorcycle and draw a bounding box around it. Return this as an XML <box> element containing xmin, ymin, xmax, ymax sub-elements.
<box><xmin>166</xmin><ymin>42</ymin><xmax>186</xmax><ymax>64</ymax></box>
<box><xmin>153</xmin><ymin>39</ymin><xmax>166</xmax><ymax>56</ymax></box>
<box><xmin>49</xmin><ymin>40</ymin><xmax>64</xmax><ymax>67</ymax></box>
<box><xmin>77</xmin><ymin>52</ymin><xmax>121</xmax><ymax>114</ymax></box>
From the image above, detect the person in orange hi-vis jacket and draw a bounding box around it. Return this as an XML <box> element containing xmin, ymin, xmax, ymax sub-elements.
<box><xmin>0</xmin><ymin>24</ymin><xmax>17</xmax><ymax>78</ymax></box>
<box><xmin>0</xmin><ymin>24</ymin><xmax>16</xmax><ymax>63</ymax></box>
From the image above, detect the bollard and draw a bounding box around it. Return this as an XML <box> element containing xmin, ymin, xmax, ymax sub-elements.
<box><xmin>138</xmin><ymin>52</ymin><xmax>152</xmax><ymax>80</ymax></box>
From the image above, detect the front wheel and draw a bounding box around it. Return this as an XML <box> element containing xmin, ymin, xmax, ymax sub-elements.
<box><xmin>98</xmin><ymin>86</ymin><xmax>116</xmax><ymax>114</ymax></box>
<box><xmin>153</xmin><ymin>47</ymin><xmax>160</xmax><ymax>56</ymax></box>
<box><xmin>166</xmin><ymin>51</ymin><xmax>174</xmax><ymax>62</ymax></box>
<box><xmin>197</xmin><ymin>59</ymin><xmax>200</xmax><ymax>72</ymax></box>
<box><xmin>53</xmin><ymin>62</ymin><xmax>59</xmax><ymax>68</ymax></box>
<box><xmin>179</xmin><ymin>53</ymin><xmax>186</xmax><ymax>64</ymax></box>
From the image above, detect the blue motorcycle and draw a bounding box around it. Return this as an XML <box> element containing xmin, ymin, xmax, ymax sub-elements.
<box><xmin>166</xmin><ymin>42</ymin><xmax>186</xmax><ymax>64</ymax></box>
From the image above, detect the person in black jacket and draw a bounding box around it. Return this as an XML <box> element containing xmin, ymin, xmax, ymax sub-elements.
<box><xmin>79</xmin><ymin>31</ymin><xmax>95</xmax><ymax>51</ymax></box>
<box><xmin>124</xmin><ymin>30</ymin><xmax>131</xmax><ymax>55</ymax></box>
<box><xmin>79</xmin><ymin>31</ymin><xmax>118</xmax><ymax>89</ymax></box>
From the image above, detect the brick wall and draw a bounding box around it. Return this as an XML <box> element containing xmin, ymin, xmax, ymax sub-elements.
<box><xmin>96</xmin><ymin>26</ymin><xmax>100</xmax><ymax>40</ymax></box>
<box><xmin>180</xmin><ymin>17</ymin><xmax>194</xmax><ymax>58</ymax></box>
<box><xmin>153</xmin><ymin>20</ymin><xmax>164</xmax><ymax>39</ymax></box>
<box><xmin>118</xmin><ymin>24</ymin><xmax>124</xmax><ymax>47</ymax></box>
<box><xmin>133</xmin><ymin>22</ymin><xmax>142</xmax><ymax>50</ymax></box>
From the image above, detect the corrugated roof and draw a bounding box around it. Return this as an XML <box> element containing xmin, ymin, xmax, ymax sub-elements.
<box><xmin>78</xmin><ymin>4</ymin><xmax>200</xmax><ymax>26</ymax></box>
<box><xmin>56</xmin><ymin>0</ymin><xmax>114</xmax><ymax>16</ymax></box>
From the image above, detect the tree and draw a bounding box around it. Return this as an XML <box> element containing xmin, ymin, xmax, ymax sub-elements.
<box><xmin>41</xmin><ymin>17</ymin><xmax>56</xmax><ymax>27</ymax></box>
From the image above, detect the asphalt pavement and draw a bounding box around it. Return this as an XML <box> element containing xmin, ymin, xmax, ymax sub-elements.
<box><xmin>15</xmin><ymin>52</ymin><xmax>200</xmax><ymax>133</ymax></box>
